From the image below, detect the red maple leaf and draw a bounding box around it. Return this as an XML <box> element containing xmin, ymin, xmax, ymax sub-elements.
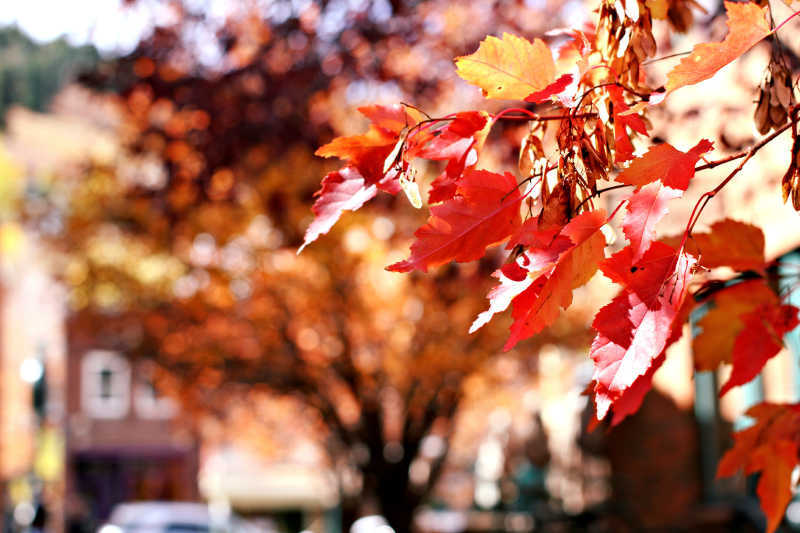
<box><xmin>388</xmin><ymin>169</ymin><xmax>523</xmax><ymax>272</ymax></box>
<box><xmin>599</xmin><ymin>242</ymin><xmax>680</xmax><ymax>305</ymax></box>
<box><xmin>623</xmin><ymin>183</ymin><xmax>682</xmax><ymax>262</ymax></box>
<box><xmin>405</xmin><ymin>111</ymin><xmax>489</xmax><ymax>161</ymax></box>
<box><xmin>299</xmin><ymin>167</ymin><xmax>377</xmax><ymax>252</ymax></box>
<box><xmin>524</xmin><ymin>73</ymin><xmax>575</xmax><ymax>103</ymax></box>
<box><xmin>502</xmin><ymin>209</ymin><xmax>608</xmax><ymax>350</ymax></box>
<box><xmin>428</xmin><ymin>159</ymin><xmax>468</xmax><ymax>204</ymax></box>
<box><xmin>617</xmin><ymin>140</ymin><xmax>713</xmax><ymax>261</ymax></box>
<box><xmin>615</xmin><ymin>139</ymin><xmax>713</xmax><ymax>190</ymax></box>
<box><xmin>591</xmin><ymin>246</ymin><xmax>696</xmax><ymax>422</ymax></box>
<box><xmin>719</xmin><ymin>303</ymin><xmax>800</xmax><ymax>396</ymax></box>
<box><xmin>470</xmin><ymin>260</ymin><xmax>534</xmax><ymax>334</ymax></box>
<box><xmin>407</xmin><ymin>111</ymin><xmax>492</xmax><ymax>204</ymax></box>
<box><xmin>599</xmin><ymin>352</ymin><xmax>666</xmax><ymax>427</ymax></box>
<box><xmin>315</xmin><ymin>104</ymin><xmax>423</xmax><ymax>194</ymax></box>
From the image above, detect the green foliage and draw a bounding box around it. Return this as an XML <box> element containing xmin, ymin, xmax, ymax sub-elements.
<box><xmin>0</xmin><ymin>26</ymin><xmax>100</xmax><ymax>123</ymax></box>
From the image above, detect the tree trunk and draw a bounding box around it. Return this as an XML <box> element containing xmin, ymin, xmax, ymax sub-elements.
<box><xmin>373</xmin><ymin>461</ymin><xmax>420</xmax><ymax>533</ymax></box>
<box><xmin>377</xmin><ymin>488</ymin><xmax>417</xmax><ymax>533</ymax></box>
<box><xmin>340</xmin><ymin>495</ymin><xmax>361</xmax><ymax>533</ymax></box>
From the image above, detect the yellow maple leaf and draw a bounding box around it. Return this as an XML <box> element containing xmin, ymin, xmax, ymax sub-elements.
<box><xmin>455</xmin><ymin>33</ymin><xmax>556</xmax><ymax>100</ymax></box>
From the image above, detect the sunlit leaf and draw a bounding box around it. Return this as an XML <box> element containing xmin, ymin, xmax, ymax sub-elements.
<box><xmin>299</xmin><ymin>167</ymin><xmax>377</xmax><ymax>252</ymax></box>
<box><xmin>388</xmin><ymin>169</ymin><xmax>523</xmax><ymax>272</ymax></box>
<box><xmin>718</xmin><ymin>403</ymin><xmax>800</xmax><ymax>533</ymax></box>
<box><xmin>665</xmin><ymin>2</ymin><xmax>771</xmax><ymax>92</ymax></box>
<box><xmin>591</xmin><ymin>246</ymin><xmax>696</xmax><ymax>423</ymax></box>
<box><xmin>455</xmin><ymin>33</ymin><xmax>557</xmax><ymax>100</ymax></box>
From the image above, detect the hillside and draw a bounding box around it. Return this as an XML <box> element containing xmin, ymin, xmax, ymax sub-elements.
<box><xmin>0</xmin><ymin>26</ymin><xmax>99</xmax><ymax>123</ymax></box>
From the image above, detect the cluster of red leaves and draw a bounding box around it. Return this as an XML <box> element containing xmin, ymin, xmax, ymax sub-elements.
<box><xmin>304</xmin><ymin>1</ymin><xmax>800</xmax><ymax>528</ymax></box>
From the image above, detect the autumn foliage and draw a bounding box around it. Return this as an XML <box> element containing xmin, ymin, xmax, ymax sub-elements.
<box><xmin>304</xmin><ymin>0</ymin><xmax>800</xmax><ymax>529</ymax></box>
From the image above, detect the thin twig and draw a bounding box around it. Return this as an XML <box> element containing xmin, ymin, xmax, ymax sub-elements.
<box><xmin>683</xmin><ymin>111</ymin><xmax>797</xmax><ymax>243</ymax></box>
<box><xmin>574</xmin><ymin>183</ymin><xmax>633</xmax><ymax>212</ymax></box>
<box><xmin>642</xmin><ymin>51</ymin><xmax>692</xmax><ymax>65</ymax></box>
<box><xmin>773</xmin><ymin>7</ymin><xmax>800</xmax><ymax>34</ymax></box>
<box><xmin>607</xmin><ymin>197</ymin><xmax>628</xmax><ymax>220</ymax></box>
<box><xmin>695</xmin><ymin>120</ymin><xmax>793</xmax><ymax>172</ymax></box>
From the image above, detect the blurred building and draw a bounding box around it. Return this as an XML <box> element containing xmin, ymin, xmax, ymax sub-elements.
<box><xmin>0</xmin><ymin>95</ymin><xmax>200</xmax><ymax>532</ymax></box>
<box><xmin>64</xmin><ymin>309</ymin><xmax>199</xmax><ymax>532</ymax></box>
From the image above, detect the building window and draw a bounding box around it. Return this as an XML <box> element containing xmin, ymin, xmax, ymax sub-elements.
<box><xmin>81</xmin><ymin>350</ymin><xmax>130</xmax><ymax>419</ymax></box>
<box><xmin>134</xmin><ymin>365</ymin><xmax>177</xmax><ymax>419</ymax></box>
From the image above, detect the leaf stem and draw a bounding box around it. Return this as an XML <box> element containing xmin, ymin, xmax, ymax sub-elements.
<box><xmin>642</xmin><ymin>51</ymin><xmax>692</xmax><ymax>65</ymax></box>
<box><xmin>683</xmin><ymin>109</ymin><xmax>797</xmax><ymax>245</ymax></box>
<box><xmin>608</xmin><ymin>198</ymin><xmax>627</xmax><ymax>221</ymax></box>
<box><xmin>772</xmin><ymin>8</ymin><xmax>800</xmax><ymax>34</ymax></box>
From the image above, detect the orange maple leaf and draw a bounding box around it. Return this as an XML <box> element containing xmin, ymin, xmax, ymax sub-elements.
<box><xmin>664</xmin><ymin>218</ymin><xmax>766</xmax><ymax>272</ymax></box>
<box><xmin>665</xmin><ymin>2</ymin><xmax>771</xmax><ymax>92</ymax></box>
<box><xmin>718</xmin><ymin>403</ymin><xmax>800</xmax><ymax>533</ymax></box>
<box><xmin>692</xmin><ymin>279</ymin><xmax>778</xmax><ymax>371</ymax></box>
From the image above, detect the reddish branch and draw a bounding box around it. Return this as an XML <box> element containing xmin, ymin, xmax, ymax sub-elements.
<box><xmin>686</xmin><ymin>108</ymin><xmax>798</xmax><ymax>239</ymax></box>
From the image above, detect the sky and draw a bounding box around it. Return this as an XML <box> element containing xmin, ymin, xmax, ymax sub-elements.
<box><xmin>0</xmin><ymin>0</ymin><xmax>155</xmax><ymax>54</ymax></box>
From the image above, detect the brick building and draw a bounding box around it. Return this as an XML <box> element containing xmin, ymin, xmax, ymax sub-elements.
<box><xmin>64</xmin><ymin>309</ymin><xmax>199</xmax><ymax>532</ymax></box>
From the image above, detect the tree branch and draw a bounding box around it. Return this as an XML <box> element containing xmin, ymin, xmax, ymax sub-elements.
<box><xmin>695</xmin><ymin>119</ymin><xmax>794</xmax><ymax>172</ymax></box>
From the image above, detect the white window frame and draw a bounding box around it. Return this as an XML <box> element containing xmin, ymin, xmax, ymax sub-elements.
<box><xmin>81</xmin><ymin>350</ymin><xmax>131</xmax><ymax>419</ymax></box>
<box><xmin>134</xmin><ymin>364</ymin><xmax>178</xmax><ymax>419</ymax></box>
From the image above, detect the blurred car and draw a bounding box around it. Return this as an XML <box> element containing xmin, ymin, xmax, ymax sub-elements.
<box><xmin>349</xmin><ymin>516</ymin><xmax>394</xmax><ymax>533</ymax></box>
<box><xmin>97</xmin><ymin>501</ymin><xmax>266</xmax><ymax>533</ymax></box>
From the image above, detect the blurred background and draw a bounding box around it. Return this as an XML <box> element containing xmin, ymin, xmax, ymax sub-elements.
<box><xmin>0</xmin><ymin>1</ymin><xmax>799</xmax><ymax>532</ymax></box>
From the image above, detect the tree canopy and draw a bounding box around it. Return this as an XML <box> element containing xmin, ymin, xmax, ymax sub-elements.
<box><xmin>16</xmin><ymin>0</ymin><xmax>800</xmax><ymax>531</ymax></box>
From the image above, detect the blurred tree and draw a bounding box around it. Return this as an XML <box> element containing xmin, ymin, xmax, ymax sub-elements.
<box><xmin>51</xmin><ymin>144</ymin><xmax>594</xmax><ymax>531</ymax></box>
<box><xmin>28</xmin><ymin>1</ymin><xmax>593</xmax><ymax>531</ymax></box>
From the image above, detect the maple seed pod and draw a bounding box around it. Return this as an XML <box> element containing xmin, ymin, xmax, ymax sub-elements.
<box><xmin>783</xmin><ymin>165</ymin><xmax>800</xmax><ymax>211</ymax></box>
<box><xmin>755</xmin><ymin>60</ymin><xmax>796</xmax><ymax>134</ymax></box>
<box><xmin>754</xmin><ymin>92</ymin><xmax>770</xmax><ymax>135</ymax></box>
<box><xmin>666</xmin><ymin>0</ymin><xmax>694</xmax><ymax>33</ymax></box>
<box><xmin>519</xmin><ymin>132</ymin><xmax>546</xmax><ymax>179</ymax></box>
<box><xmin>399</xmin><ymin>171</ymin><xmax>422</xmax><ymax>209</ymax></box>
<box><xmin>769</xmin><ymin>102</ymin><xmax>786</xmax><ymax>127</ymax></box>
<box><xmin>783</xmin><ymin>136</ymin><xmax>800</xmax><ymax>211</ymax></box>
<box><xmin>774</xmin><ymin>69</ymin><xmax>793</xmax><ymax>109</ymax></box>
